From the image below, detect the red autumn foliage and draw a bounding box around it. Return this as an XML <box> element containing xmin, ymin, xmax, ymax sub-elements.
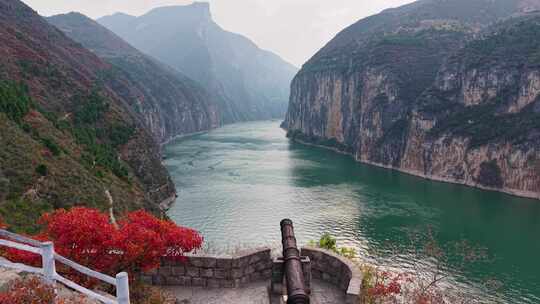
<box><xmin>0</xmin><ymin>276</ymin><xmax>55</xmax><ymax>304</ymax></box>
<box><xmin>369</xmin><ymin>280</ymin><xmax>402</xmax><ymax>298</ymax></box>
<box><xmin>2</xmin><ymin>208</ymin><xmax>203</xmax><ymax>286</ymax></box>
<box><xmin>367</xmin><ymin>271</ymin><xmax>404</xmax><ymax>300</ymax></box>
<box><xmin>41</xmin><ymin>149</ymin><xmax>53</xmax><ymax>158</ymax></box>
<box><xmin>2</xmin><ymin>233</ymin><xmax>48</xmax><ymax>267</ymax></box>
<box><xmin>113</xmin><ymin>210</ymin><xmax>203</xmax><ymax>271</ymax></box>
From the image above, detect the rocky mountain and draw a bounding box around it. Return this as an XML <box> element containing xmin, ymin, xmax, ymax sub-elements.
<box><xmin>47</xmin><ymin>12</ymin><xmax>220</xmax><ymax>144</ymax></box>
<box><xmin>0</xmin><ymin>0</ymin><xmax>175</xmax><ymax>232</ymax></box>
<box><xmin>284</xmin><ymin>0</ymin><xmax>540</xmax><ymax>199</ymax></box>
<box><xmin>98</xmin><ymin>2</ymin><xmax>298</xmax><ymax>123</ymax></box>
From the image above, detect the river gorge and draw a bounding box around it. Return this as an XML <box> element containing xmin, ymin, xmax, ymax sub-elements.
<box><xmin>165</xmin><ymin>120</ymin><xmax>540</xmax><ymax>303</ymax></box>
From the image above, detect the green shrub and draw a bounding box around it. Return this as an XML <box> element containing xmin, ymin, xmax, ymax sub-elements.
<box><xmin>95</xmin><ymin>170</ymin><xmax>105</xmax><ymax>179</ymax></box>
<box><xmin>109</xmin><ymin>124</ymin><xmax>135</xmax><ymax>147</ymax></box>
<box><xmin>338</xmin><ymin>247</ymin><xmax>357</xmax><ymax>259</ymax></box>
<box><xmin>0</xmin><ymin>80</ymin><xmax>32</xmax><ymax>124</ymax></box>
<box><xmin>69</xmin><ymin>90</ymin><xmax>131</xmax><ymax>179</ymax></box>
<box><xmin>318</xmin><ymin>233</ymin><xmax>337</xmax><ymax>251</ymax></box>
<box><xmin>39</xmin><ymin>110</ymin><xmax>59</xmax><ymax>125</ymax></box>
<box><xmin>74</xmin><ymin>90</ymin><xmax>109</xmax><ymax>125</ymax></box>
<box><xmin>41</xmin><ymin>137</ymin><xmax>61</xmax><ymax>156</ymax></box>
<box><xmin>0</xmin><ymin>199</ymin><xmax>52</xmax><ymax>234</ymax></box>
<box><xmin>21</xmin><ymin>122</ymin><xmax>32</xmax><ymax>133</ymax></box>
<box><xmin>35</xmin><ymin>164</ymin><xmax>48</xmax><ymax>176</ymax></box>
<box><xmin>310</xmin><ymin>233</ymin><xmax>357</xmax><ymax>258</ymax></box>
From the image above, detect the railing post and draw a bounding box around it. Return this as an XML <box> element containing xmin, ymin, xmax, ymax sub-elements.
<box><xmin>41</xmin><ymin>242</ymin><xmax>56</xmax><ymax>283</ymax></box>
<box><xmin>116</xmin><ymin>272</ymin><xmax>130</xmax><ymax>304</ymax></box>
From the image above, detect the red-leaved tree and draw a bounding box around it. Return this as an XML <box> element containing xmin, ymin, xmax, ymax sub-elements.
<box><xmin>2</xmin><ymin>208</ymin><xmax>203</xmax><ymax>286</ymax></box>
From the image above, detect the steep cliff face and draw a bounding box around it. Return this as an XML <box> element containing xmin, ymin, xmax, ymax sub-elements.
<box><xmin>0</xmin><ymin>0</ymin><xmax>174</xmax><ymax>231</ymax></box>
<box><xmin>284</xmin><ymin>0</ymin><xmax>540</xmax><ymax>199</ymax></box>
<box><xmin>98</xmin><ymin>3</ymin><xmax>297</xmax><ymax>123</ymax></box>
<box><xmin>47</xmin><ymin>13</ymin><xmax>220</xmax><ymax>144</ymax></box>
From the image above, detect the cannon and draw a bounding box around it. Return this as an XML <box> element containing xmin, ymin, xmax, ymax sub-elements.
<box><xmin>280</xmin><ymin>219</ymin><xmax>310</xmax><ymax>304</ymax></box>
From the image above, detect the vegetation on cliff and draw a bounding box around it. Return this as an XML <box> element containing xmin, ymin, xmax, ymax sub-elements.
<box><xmin>284</xmin><ymin>0</ymin><xmax>540</xmax><ymax>198</ymax></box>
<box><xmin>0</xmin><ymin>0</ymin><xmax>175</xmax><ymax>233</ymax></box>
<box><xmin>0</xmin><ymin>81</ymin><xmax>32</xmax><ymax>124</ymax></box>
<box><xmin>47</xmin><ymin>12</ymin><xmax>221</xmax><ymax>144</ymax></box>
<box><xmin>424</xmin><ymin>15</ymin><xmax>540</xmax><ymax>148</ymax></box>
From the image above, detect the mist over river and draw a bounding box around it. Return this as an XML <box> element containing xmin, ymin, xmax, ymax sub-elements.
<box><xmin>164</xmin><ymin>120</ymin><xmax>540</xmax><ymax>303</ymax></box>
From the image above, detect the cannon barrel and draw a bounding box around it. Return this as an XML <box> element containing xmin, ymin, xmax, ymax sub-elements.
<box><xmin>280</xmin><ymin>219</ymin><xmax>310</xmax><ymax>304</ymax></box>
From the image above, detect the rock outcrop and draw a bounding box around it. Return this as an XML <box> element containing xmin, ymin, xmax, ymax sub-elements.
<box><xmin>284</xmin><ymin>0</ymin><xmax>540</xmax><ymax>199</ymax></box>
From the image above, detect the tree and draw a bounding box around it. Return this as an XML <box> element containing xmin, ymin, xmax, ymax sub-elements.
<box><xmin>2</xmin><ymin>208</ymin><xmax>203</xmax><ymax>287</ymax></box>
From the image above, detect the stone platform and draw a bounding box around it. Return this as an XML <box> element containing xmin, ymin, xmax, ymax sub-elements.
<box><xmin>163</xmin><ymin>279</ymin><xmax>345</xmax><ymax>304</ymax></box>
<box><xmin>149</xmin><ymin>246</ymin><xmax>362</xmax><ymax>303</ymax></box>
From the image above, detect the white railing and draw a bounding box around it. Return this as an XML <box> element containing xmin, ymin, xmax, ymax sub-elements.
<box><xmin>0</xmin><ymin>229</ymin><xmax>130</xmax><ymax>304</ymax></box>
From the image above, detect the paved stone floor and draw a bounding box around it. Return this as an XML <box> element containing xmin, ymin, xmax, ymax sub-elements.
<box><xmin>164</xmin><ymin>282</ymin><xmax>270</xmax><ymax>304</ymax></box>
<box><xmin>309</xmin><ymin>279</ymin><xmax>347</xmax><ymax>304</ymax></box>
<box><xmin>163</xmin><ymin>279</ymin><xmax>345</xmax><ymax>304</ymax></box>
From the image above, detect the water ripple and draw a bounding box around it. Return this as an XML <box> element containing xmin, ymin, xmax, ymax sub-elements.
<box><xmin>165</xmin><ymin>121</ymin><xmax>540</xmax><ymax>304</ymax></box>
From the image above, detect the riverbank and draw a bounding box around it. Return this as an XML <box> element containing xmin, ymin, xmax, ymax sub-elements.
<box><xmin>160</xmin><ymin>130</ymin><xmax>214</xmax><ymax>149</ymax></box>
<box><xmin>288</xmin><ymin>135</ymin><xmax>540</xmax><ymax>201</ymax></box>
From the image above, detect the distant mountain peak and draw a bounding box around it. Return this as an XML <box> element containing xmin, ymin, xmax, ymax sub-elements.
<box><xmin>192</xmin><ymin>1</ymin><xmax>211</xmax><ymax>13</ymax></box>
<box><xmin>518</xmin><ymin>0</ymin><xmax>540</xmax><ymax>13</ymax></box>
<box><xmin>97</xmin><ymin>2</ymin><xmax>297</xmax><ymax>123</ymax></box>
<box><xmin>97</xmin><ymin>11</ymin><xmax>136</xmax><ymax>28</ymax></box>
<box><xmin>109</xmin><ymin>12</ymin><xmax>134</xmax><ymax>18</ymax></box>
<box><xmin>48</xmin><ymin>12</ymin><xmax>137</xmax><ymax>56</ymax></box>
<box><xmin>143</xmin><ymin>2</ymin><xmax>212</xmax><ymax>22</ymax></box>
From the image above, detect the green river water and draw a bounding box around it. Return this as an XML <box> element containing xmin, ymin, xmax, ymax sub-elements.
<box><xmin>165</xmin><ymin>120</ymin><xmax>540</xmax><ymax>303</ymax></box>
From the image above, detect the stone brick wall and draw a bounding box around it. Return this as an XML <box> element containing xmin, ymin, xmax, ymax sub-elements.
<box><xmin>300</xmin><ymin>246</ymin><xmax>363</xmax><ymax>304</ymax></box>
<box><xmin>142</xmin><ymin>247</ymin><xmax>273</xmax><ymax>288</ymax></box>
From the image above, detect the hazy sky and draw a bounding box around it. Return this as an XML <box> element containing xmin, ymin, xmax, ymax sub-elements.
<box><xmin>23</xmin><ymin>0</ymin><xmax>414</xmax><ymax>67</ymax></box>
